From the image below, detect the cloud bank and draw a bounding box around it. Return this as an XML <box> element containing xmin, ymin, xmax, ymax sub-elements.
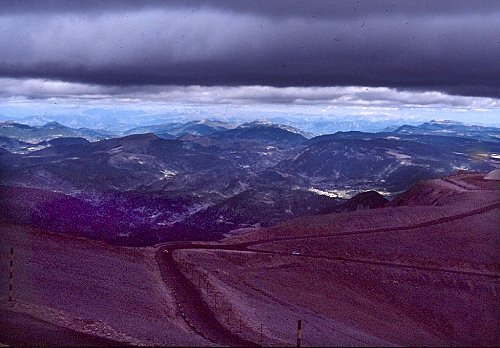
<box><xmin>0</xmin><ymin>0</ymin><xmax>499</xmax><ymax>98</ymax></box>
<box><xmin>0</xmin><ymin>79</ymin><xmax>497</xmax><ymax>111</ymax></box>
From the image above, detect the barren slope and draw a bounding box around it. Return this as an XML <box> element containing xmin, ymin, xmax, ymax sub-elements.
<box><xmin>0</xmin><ymin>224</ymin><xmax>210</xmax><ymax>346</ymax></box>
<box><xmin>1</xmin><ymin>173</ymin><xmax>498</xmax><ymax>346</ymax></box>
<box><xmin>172</xmin><ymin>173</ymin><xmax>500</xmax><ymax>346</ymax></box>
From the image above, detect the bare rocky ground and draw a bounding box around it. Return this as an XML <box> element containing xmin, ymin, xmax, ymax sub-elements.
<box><xmin>0</xmin><ymin>309</ymin><xmax>121</xmax><ymax>346</ymax></box>
<box><xmin>0</xmin><ymin>173</ymin><xmax>498</xmax><ymax>346</ymax></box>
<box><xmin>173</xmin><ymin>174</ymin><xmax>500</xmax><ymax>346</ymax></box>
<box><xmin>0</xmin><ymin>225</ymin><xmax>210</xmax><ymax>346</ymax></box>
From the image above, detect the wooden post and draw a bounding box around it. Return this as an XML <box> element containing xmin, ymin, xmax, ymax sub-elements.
<box><xmin>296</xmin><ymin>320</ymin><xmax>302</xmax><ymax>347</ymax></box>
<box><xmin>8</xmin><ymin>247</ymin><xmax>13</xmax><ymax>302</ymax></box>
<box><xmin>260</xmin><ymin>323</ymin><xmax>263</xmax><ymax>345</ymax></box>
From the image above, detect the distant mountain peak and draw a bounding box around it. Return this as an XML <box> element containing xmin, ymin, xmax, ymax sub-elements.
<box><xmin>0</xmin><ymin>121</ymin><xmax>32</xmax><ymax>129</ymax></box>
<box><xmin>392</xmin><ymin>119</ymin><xmax>500</xmax><ymax>141</ymax></box>
<box><xmin>238</xmin><ymin>121</ymin><xmax>313</xmax><ymax>138</ymax></box>
<box><xmin>43</xmin><ymin>121</ymin><xmax>64</xmax><ymax>126</ymax></box>
<box><xmin>428</xmin><ymin>119</ymin><xmax>463</xmax><ymax>125</ymax></box>
<box><xmin>122</xmin><ymin>132</ymin><xmax>161</xmax><ymax>141</ymax></box>
<box><xmin>239</xmin><ymin>120</ymin><xmax>272</xmax><ymax>128</ymax></box>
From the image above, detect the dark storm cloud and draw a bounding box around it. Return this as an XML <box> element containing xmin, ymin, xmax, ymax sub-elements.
<box><xmin>1</xmin><ymin>0</ymin><xmax>498</xmax><ymax>18</ymax></box>
<box><xmin>0</xmin><ymin>1</ymin><xmax>499</xmax><ymax>97</ymax></box>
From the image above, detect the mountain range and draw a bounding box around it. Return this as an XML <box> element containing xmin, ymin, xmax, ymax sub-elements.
<box><xmin>0</xmin><ymin>119</ymin><xmax>498</xmax><ymax>244</ymax></box>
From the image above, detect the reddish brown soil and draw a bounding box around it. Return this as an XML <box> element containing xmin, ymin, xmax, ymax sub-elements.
<box><xmin>171</xmin><ymin>174</ymin><xmax>499</xmax><ymax>346</ymax></box>
<box><xmin>0</xmin><ymin>224</ymin><xmax>209</xmax><ymax>346</ymax></box>
<box><xmin>1</xmin><ymin>173</ymin><xmax>498</xmax><ymax>346</ymax></box>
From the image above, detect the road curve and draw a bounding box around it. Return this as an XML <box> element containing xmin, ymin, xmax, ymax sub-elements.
<box><xmin>155</xmin><ymin>247</ymin><xmax>257</xmax><ymax>347</ymax></box>
<box><xmin>155</xmin><ymin>199</ymin><xmax>499</xmax><ymax>345</ymax></box>
<box><xmin>242</xmin><ymin>200</ymin><xmax>500</xmax><ymax>246</ymax></box>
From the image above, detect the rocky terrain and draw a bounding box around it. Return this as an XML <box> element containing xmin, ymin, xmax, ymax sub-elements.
<box><xmin>393</xmin><ymin>120</ymin><xmax>500</xmax><ymax>141</ymax></box>
<box><xmin>170</xmin><ymin>172</ymin><xmax>500</xmax><ymax>346</ymax></box>
<box><xmin>0</xmin><ymin>224</ymin><xmax>210</xmax><ymax>346</ymax></box>
<box><xmin>1</xmin><ymin>172</ymin><xmax>497</xmax><ymax>346</ymax></box>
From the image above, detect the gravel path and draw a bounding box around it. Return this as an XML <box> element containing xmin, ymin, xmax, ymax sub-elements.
<box><xmin>155</xmin><ymin>196</ymin><xmax>499</xmax><ymax>345</ymax></box>
<box><xmin>155</xmin><ymin>247</ymin><xmax>257</xmax><ymax>347</ymax></box>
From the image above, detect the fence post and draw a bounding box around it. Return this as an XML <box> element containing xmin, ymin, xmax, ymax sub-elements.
<box><xmin>9</xmin><ymin>247</ymin><xmax>13</xmax><ymax>302</ymax></box>
<box><xmin>260</xmin><ymin>323</ymin><xmax>263</xmax><ymax>345</ymax></box>
<box><xmin>296</xmin><ymin>320</ymin><xmax>302</xmax><ymax>347</ymax></box>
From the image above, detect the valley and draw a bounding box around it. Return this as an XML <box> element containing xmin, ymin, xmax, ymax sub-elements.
<box><xmin>1</xmin><ymin>2</ymin><xmax>499</xmax><ymax>346</ymax></box>
<box><xmin>158</xmin><ymin>173</ymin><xmax>500</xmax><ymax>346</ymax></box>
<box><xmin>1</xmin><ymin>172</ymin><xmax>498</xmax><ymax>346</ymax></box>
<box><xmin>0</xmin><ymin>119</ymin><xmax>498</xmax><ymax>245</ymax></box>
<box><xmin>0</xmin><ymin>119</ymin><xmax>499</xmax><ymax>346</ymax></box>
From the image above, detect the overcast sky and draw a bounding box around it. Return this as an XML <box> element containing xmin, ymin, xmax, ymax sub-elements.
<box><xmin>0</xmin><ymin>0</ymin><xmax>499</xmax><ymax>126</ymax></box>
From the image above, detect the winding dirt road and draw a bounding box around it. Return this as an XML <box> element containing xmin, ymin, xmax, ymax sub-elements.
<box><xmin>155</xmin><ymin>199</ymin><xmax>500</xmax><ymax>345</ymax></box>
<box><xmin>155</xmin><ymin>246</ymin><xmax>257</xmax><ymax>347</ymax></box>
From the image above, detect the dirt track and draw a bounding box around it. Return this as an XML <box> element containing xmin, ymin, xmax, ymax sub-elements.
<box><xmin>243</xmin><ymin>199</ymin><xmax>500</xmax><ymax>245</ymax></box>
<box><xmin>155</xmin><ymin>247</ymin><xmax>256</xmax><ymax>346</ymax></box>
<box><xmin>155</xmin><ymin>197</ymin><xmax>500</xmax><ymax>345</ymax></box>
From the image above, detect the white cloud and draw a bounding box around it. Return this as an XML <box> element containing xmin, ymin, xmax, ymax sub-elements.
<box><xmin>0</xmin><ymin>78</ymin><xmax>498</xmax><ymax>110</ymax></box>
